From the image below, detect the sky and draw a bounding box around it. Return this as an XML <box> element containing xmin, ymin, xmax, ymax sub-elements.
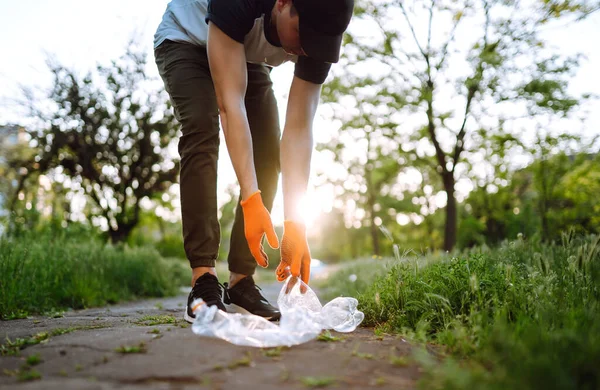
<box><xmin>1</xmin><ymin>0</ymin><xmax>599</xmax><ymax>229</ymax></box>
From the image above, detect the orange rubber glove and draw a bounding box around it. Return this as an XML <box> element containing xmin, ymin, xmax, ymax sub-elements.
<box><xmin>240</xmin><ymin>190</ymin><xmax>279</xmax><ymax>267</ymax></box>
<box><xmin>276</xmin><ymin>220</ymin><xmax>311</xmax><ymax>286</ymax></box>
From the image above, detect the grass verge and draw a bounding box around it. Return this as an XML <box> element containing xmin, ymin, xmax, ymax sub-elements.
<box><xmin>325</xmin><ymin>233</ymin><xmax>600</xmax><ymax>389</ymax></box>
<box><xmin>0</xmin><ymin>230</ymin><xmax>188</xmax><ymax>319</ymax></box>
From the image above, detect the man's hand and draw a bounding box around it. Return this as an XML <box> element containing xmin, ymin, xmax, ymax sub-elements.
<box><xmin>277</xmin><ymin>220</ymin><xmax>311</xmax><ymax>286</ymax></box>
<box><xmin>240</xmin><ymin>191</ymin><xmax>279</xmax><ymax>267</ymax></box>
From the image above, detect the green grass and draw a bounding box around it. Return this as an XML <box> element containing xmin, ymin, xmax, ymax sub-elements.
<box><xmin>0</xmin><ymin>332</ymin><xmax>50</xmax><ymax>356</ymax></box>
<box><xmin>115</xmin><ymin>342</ymin><xmax>147</xmax><ymax>354</ymax></box>
<box><xmin>17</xmin><ymin>368</ymin><xmax>41</xmax><ymax>382</ymax></box>
<box><xmin>0</xmin><ymin>326</ymin><xmax>108</xmax><ymax>356</ymax></box>
<box><xmin>25</xmin><ymin>353</ymin><xmax>42</xmax><ymax>366</ymax></box>
<box><xmin>326</xmin><ymin>233</ymin><xmax>600</xmax><ymax>389</ymax></box>
<box><xmin>317</xmin><ymin>330</ymin><xmax>343</xmax><ymax>342</ymax></box>
<box><xmin>0</xmin><ymin>229</ymin><xmax>188</xmax><ymax>319</ymax></box>
<box><xmin>301</xmin><ymin>376</ymin><xmax>336</xmax><ymax>387</ymax></box>
<box><xmin>133</xmin><ymin>315</ymin><xmax>177</xmax><ymax>326</ymax></box>
<box><xmin>315</xmin><ymin>257</ymin><xmax>396</xmax><ymax>302</ymax></box>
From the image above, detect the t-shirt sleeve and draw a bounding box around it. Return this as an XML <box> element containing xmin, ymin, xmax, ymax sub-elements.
<box><xmin>206</xmin><ymin>0</ymin><xmax>257</xmax><ymax>44</ymax></box>
<box><xmin>294</xmin><ymin>56</ymin><xmax>332</xmax><ymax>84</ymax></box>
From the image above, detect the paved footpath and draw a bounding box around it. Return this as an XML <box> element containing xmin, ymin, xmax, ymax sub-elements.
<box><xmin>0</xmin><ymin>283</ymin><xmax>422</xmax><ymax>389</ymax></box>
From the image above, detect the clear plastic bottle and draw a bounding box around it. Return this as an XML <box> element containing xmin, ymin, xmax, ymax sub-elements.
<box><xmin>191</xmin><ymin>275</ymin><xmax>364</xmax><ymax>347</ymax></box>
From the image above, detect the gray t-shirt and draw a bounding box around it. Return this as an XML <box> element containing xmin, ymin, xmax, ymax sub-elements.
<box><xmin>154</xmin><ymin>0</ymin><xmax>331</xmax><ymax>84</ymax></box>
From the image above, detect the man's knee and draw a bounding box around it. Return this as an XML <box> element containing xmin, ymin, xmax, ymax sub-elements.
<box><xmin>178</xmin><ymin>110</ymin><xmax>220</xmax><ymax>158</ymax></box>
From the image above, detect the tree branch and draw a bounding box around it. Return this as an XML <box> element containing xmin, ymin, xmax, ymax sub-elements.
<box><xmin>453</xmin><ymin>0</ymin><xmax>492</xmax><ymax>168</ymax></box>
<box><xmin>436</xmin><ymin>7</ymin><xmax>464</xmax><ymax>71</ymax></box>
<box><xmin>398</xmin><ymin>0</ymin><xmax>428</xmax><ymax>60</ymax></box>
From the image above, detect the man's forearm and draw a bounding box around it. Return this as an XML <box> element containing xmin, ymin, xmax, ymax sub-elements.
<box><xmin>281</xmin><ymin>125</ymin><xmax>313</xmax><ymax>221</ymax></box>
<box><xmin>280</xmin><ymin>76</ymin><xmax>321</xmax><ymax>221</ymax></box>
<box><xmin>220</xmin><ymin>102</ymin><xmax>259</xmax><ymax>200</ymax></box>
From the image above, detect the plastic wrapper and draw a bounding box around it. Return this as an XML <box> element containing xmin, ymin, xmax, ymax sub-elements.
<box><xmin>191</xmin><ymin>275</ymin><xmax>364</xmax><ymax>347</ymax></box>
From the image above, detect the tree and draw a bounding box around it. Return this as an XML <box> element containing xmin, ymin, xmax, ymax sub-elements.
<box><xmin>322</xmin><ymin>0</ymin><xmax>587</xmax><ymax>251</ymax></box>
<box><xmin>461</xmin><ymin>128</ymin><xmax>524</xmax><ymax>245</ymax></box>
<box><xmin>540</xmin><ymin>0</ymin><xmax>600</xmax><ymax>19</ymax></box>
<box><xmin>316</xmin><ymin>125</ymin><xmax>404</xmax><ymax>256</ymax></box>
<box><xmin>528</xmin><ymin>131</ymin><xmax>580</xmax><ymax>241</ymax></box>
<box><xmin>21</xmin><ymin>43</ymin><xmax>179</xmax><ymax>242</ymax></box>
<box><xmin>559</xmin><ymin>155</ymin><xmax>600</xmax><ymax>234</ymax></box>
<box><xmin>462</xmin><ymin>139</ymin><xmax>599</xmax><ymax>245</ymax></box>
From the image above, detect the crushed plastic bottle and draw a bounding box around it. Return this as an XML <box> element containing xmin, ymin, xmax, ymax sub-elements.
<box><xmin>277</xmin><ymin>275</ymin><xmax>365</xmax><ymax>333</ymax></box>
<box><xmin>191</xmin><ymin>275</ymin><xmax>364</xmax><ymax>347</ymax></box>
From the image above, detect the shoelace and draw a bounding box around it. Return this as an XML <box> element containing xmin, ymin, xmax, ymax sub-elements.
<box><xmin>225</xmin><ymin>277</ymin><xmax>265</xmax><ymax>302</ymax></box>
<box><xmin>192</xmin><ymin>274</ymin><xmax>225</xmax><ymax>305</ymax></box>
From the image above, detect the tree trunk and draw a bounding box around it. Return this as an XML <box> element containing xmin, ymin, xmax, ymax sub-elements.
<box><xmin>367</xmin><ymin>192</ymin><xmax>380</xmax><ymax>256</ymax></box>
<box><xmin>370</xmin><ymin>217</ymin><xmax>380</xmax><ymax>256</ymax></box>
<box><xmin>109</xmin><ymin>225</ymin><xmax>134</xmax><ymax>244</ymax></box>
<box><xmin>443</xmin><ymin>173</ymin><xmax>457</xmax><ymax>251</ymax></box>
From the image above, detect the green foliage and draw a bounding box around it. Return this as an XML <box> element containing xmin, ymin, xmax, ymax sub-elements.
<box><xmin>463</xmin><ymin>148</ymin><xmax>600</xmax><ymax>247</ymax></box>
<box><xmin>127</xmin><ymin>213</ymin><xmax>187</xmax><ymax>259</ymax></box>
<box><xmin>153</xmin><ymin>234</ymin><xmax>185</xmax><ymax>259</ymax></box>
<box><xmin>316</xmin><ymin>257</ymin><xmax>397</xmax><ymax>301</ymax></box>
<box><xmin>0</xmin><ymin>226</ymin><xmax>187</xmax><ymax>319</ymax></box>
<box><xmin>329</xmin><ymin>234</ymin><xmax>600</xmax><ymax>388</ymax></box>
<box><xmin>20</xmin><ymin>42</ymin><xmax>179</xmax><ymax>243</ymax></box>
<box><xmin>0</xmin><ymin>126</ymin><xmax>38</xmax><ymax>218</ymax></box>
<box><xmin>558</xmin><ymin>156</ymin><xmax>600</xmax><ymax>233</ymax></box>
<box><xmin>320</xmin><ymin>0</ymin><xmax>588</xmax><ymax>252</ymax></box>
<box><xmin>540</xmin><ymin>0</ymin><xmax>600</xmax><ymax>20</ymax></box>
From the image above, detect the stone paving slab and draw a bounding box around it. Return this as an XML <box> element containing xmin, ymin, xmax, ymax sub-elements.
<box><xmin>0</xmin><ymin>284</ymin><xmax>421</xmax><ymax>389</ymax></box>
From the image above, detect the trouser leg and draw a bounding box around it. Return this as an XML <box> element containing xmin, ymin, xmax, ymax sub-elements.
<box><xmin>155</xmin><ymin>40</ymin><xmax>220</xmax><ymax>269</ymax></box>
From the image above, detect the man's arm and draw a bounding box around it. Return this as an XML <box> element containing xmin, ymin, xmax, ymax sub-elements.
<box><xmin>281</xmin><ymin>76</ymin><xmax>322</xmax><ymax>220</ymax></box>
<box><xmin>207</xmin><ymin>22</ymin><xmax>278</xmax><ymax>266</ymax></box>
<box><xmin>207</xmin><ymin>22</ymin><xmax>258</xmax><ymax>199</ymax></box>
<box><xmin>276</xmin><ymin>76</ymin><xmax>321</xmax><ymax>287</ymax></box>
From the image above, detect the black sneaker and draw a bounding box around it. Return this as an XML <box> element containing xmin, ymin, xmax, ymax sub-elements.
<box><xmin>224</xmin><ymin>276</ymin><xmax>281</xmax><ymax>321</ymax></box>
<box><xmin>184</xmin><ymin>273</ymin><xmax>227</xmax><ymax>323</ymax></box>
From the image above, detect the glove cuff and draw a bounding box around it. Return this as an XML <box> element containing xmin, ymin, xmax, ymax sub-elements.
<box><xmin>283</xmin><ymin>220</ymin><xmax>306</xmax><ymax>235</ymax></box>
<box><xmin>240</xmin><ymin>190</ymin><xmax>262</xmax><ymax>208</ymax></box>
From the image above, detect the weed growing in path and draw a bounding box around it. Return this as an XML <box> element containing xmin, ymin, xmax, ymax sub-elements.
<box><xmin>317</xmin><ymin>330</ymin><xmax>343</xmax><ymax>342</ymax></box>
<box><xmin>134</xmin><ymin>315</ymin><xmax>177</xmax><ymax>326</ymax></box>
<box><xmin>25</xmin><ymin>353</ymin><xmax>42</xmax><ymax>366</ymax></box>
<box><xmin>227</xmin><ymin>352</ymin><xmax>253</xmax><ymax>369</ymax></box>
<box><xmin>301</xmin><ymin>376</ymin><xmax>336</xmax><ymax>388</ymax></box>
<box><xmin>17</xmin><ymin>368</ymin><xmax>41</xmax><ymax>382</ymax></box>
<box><xmin>115</xmin><ymin>342</ymin><xmax>147</xmax><ymax>354</ymax></box>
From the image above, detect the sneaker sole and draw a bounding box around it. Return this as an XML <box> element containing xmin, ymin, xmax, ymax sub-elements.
<box><xmin>225</xmin><ymin>303</ymin><xmax>279</xmax><ymax>321</ymax></box>
<box><xmin>183</xmin><ymin>309</ymin><xmax>195</xmax><ymax>324</ymax></box>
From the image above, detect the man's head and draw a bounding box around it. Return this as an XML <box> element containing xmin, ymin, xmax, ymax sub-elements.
<box><xmin>272</xmin><ymin>0</ymin><xmax>354</xmax><ymax>63</ymax></box>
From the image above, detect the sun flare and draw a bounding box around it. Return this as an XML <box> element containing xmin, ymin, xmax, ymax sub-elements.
<box><xmin>296</xmin><ymin>187</ymin><xmax>334</xmax><ymax>230</ymax></box>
